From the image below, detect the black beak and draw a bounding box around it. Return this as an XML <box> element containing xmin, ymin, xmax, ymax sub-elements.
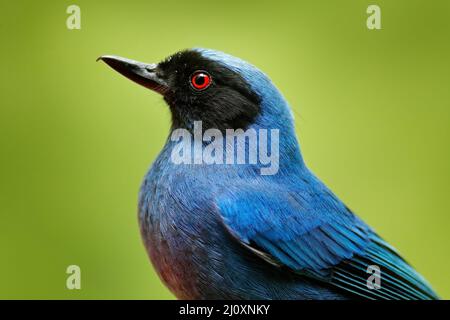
<box><xmin>97</xmin><ymin>55</ymin><xmax>168</xmax><ymax>94</ymax></box>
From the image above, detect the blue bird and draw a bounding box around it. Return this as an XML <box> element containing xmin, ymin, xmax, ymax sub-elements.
<box><xmin>98</xmin><ymin>49</ymin><xmax>438</xmax><ymax>300</ymax></box>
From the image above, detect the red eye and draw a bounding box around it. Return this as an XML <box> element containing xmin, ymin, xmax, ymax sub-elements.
<box><xmin>190</xmin><ymin>71</ymin><xmax>211</xmax><ymax>91</ymax></box>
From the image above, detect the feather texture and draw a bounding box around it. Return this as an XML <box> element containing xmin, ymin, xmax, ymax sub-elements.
<box><xmin>217</xmin><ymin>183</ymin><xmax>438</xmax><ymax>300</ymax></box>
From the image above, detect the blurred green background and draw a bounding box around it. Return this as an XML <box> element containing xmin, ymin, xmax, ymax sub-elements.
<box><xmin>0</xmin><ymin>0</ymin><xmax>449</xmax><ymax>299</ymax></box>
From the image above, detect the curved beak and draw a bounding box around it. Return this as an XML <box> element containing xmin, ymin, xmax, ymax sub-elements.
<box><xmin>97</xmin><ymin>55</ymin><xmax>168</xmax><ymax>94</ymax></box>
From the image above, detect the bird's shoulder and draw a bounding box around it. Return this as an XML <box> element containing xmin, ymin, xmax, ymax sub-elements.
<box><xmin>216</xmin><ymin>176</ymin><xmax>370</xmax><ymax>273</ymax></box>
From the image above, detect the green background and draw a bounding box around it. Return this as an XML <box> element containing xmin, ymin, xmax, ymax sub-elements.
<box><xmin>0</xmin><ymin>0</ymin><xmax>449</xmax><ymax>299</ymax></box>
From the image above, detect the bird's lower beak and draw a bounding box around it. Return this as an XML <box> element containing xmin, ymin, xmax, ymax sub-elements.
<box><xmin>97</xmin><ymin>55</ymin><xmax>168</xmax><ymax>95</ymax></box>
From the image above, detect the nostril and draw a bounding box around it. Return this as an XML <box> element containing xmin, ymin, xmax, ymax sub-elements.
<box><xmin>145</xmin><ymin>63</ymin><xmax>158</xmax><ymax>73</ymax></box>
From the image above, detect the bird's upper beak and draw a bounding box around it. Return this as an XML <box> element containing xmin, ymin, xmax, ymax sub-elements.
<box><xmin>97</xmin><ymin>55</ymin><xmax>168</xmax><ymax>95</ymax></box>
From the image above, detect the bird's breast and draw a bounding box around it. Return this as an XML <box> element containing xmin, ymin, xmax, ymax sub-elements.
<box><xmin>138</xmin><ymin>155</ymin><xmax>224</xmax><ymax>299</ymax></box>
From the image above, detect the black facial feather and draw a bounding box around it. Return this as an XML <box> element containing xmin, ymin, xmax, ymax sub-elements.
<box><xmin>156</xmin><ymin>50</ymin><xmax>261</xmax><ymax>131</ymax></box>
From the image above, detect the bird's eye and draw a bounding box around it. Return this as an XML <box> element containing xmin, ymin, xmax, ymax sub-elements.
<box><xmin>190</xmin><ymin>71</ymin><xmax>212</xmax><ymax>91</ymax></box>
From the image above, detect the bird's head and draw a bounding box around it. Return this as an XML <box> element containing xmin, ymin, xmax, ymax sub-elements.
<box><xmin>98</xmin><ymin>48</ymin><xmax>295</xmax><ymax>133</ymax></box>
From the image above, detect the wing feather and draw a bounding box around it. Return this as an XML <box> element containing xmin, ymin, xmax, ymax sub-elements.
<box><xmin>217</xmin><ymin>185</ymin><xmax>438</xmax><ymax>300</ymax></box>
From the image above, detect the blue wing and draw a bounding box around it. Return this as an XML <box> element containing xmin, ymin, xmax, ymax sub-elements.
<box><xmin>217</xmin><ymin>181</ymin><xmax>438</xmax><ymax>300</ymax></box>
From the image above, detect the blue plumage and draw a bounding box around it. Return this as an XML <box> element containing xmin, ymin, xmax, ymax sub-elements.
<box><xmin>100</xmin><ymin>48</ymin><xmax>438</xmax><ymax>299</ymax></box>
